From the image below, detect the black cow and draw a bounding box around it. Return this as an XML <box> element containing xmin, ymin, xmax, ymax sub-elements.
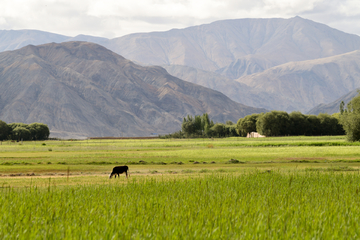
<box><xmin>109</xmin><ymin>166</ymin><xmax>129</xmax><ymax>179</ymax></box>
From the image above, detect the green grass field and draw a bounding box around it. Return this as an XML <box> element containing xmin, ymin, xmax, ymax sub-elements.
<box><xmin>1</xmin><ymin>136</ymin><xmax>360</xmax><ymax>178</ymax></box>
<box><xmin>1</xmin><ymin>136</ymin><xmax>360</xmax><ymax>238</ymax></box>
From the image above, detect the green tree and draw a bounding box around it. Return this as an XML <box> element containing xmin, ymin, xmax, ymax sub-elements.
<box><xmin>306</xmin><ymin>115</ymin><xmax>321</xmax><ymax>136</ymax></box>
<box><xmin>0</xmin><ymin>120</ymin><xmax>10</xmax><ymax>141</ymax></box>
<box><xmin>225</xmin><ymin>124</ymin><xmax>238</xmax><ymax>137</ymax></box>
<box><xmin>340</xmin><ymin>114</ymin><xmax>360</xmax><ymax>141</ymax></box>
<box><xmin>194</xmin><ymin>115</ymin><xmax>202</xmax><ymax>134</ymax></box>
<box><xmin>340</xmin><ymin>93</ymin><xmax>360</xmax><ymax>141</ymax></box>
<box><xmin>331</xmin><ymin>114</ymin><xmax>345</xmax><ymax>135</ymax></box>
<box><xmin>340</xmin><ymin>101</ymin><xmax>345</xmax><ymax>114</ymax></box>
<box><xmin>202</xmin><ymin>113</ymin><xmax>211</xmax><ymax>136</ymax></box>
<box><xmin>1</xmin><ymin>122</ymin><xmax>50</xmax><ymax>141</ymax></box>
<box><xmin>289</xmin><ymin>112</ymin><xmax>310</xmax><ymax>136</ymax></box>
<box><xmin>226</xmin><ymin>121</ymin><xmax>234</xmax><ymax>125</ymax></box>
<box><xmin>256</xmin><ymin>111</ymin><xmax>290</xmax><ymax>136</ymax></box>
<box><xmin>236</xmin><ymin>114</ymin><xmax>261</xmax><ymax>137</ymax></box>
<box><xmin>317</xmin><ymin>113</ymin><xmax>343</xmax><ymax>135</ymax></box>
<box><xmin>181</xmin><ymin>113</ymin><xmax>215</xmax><ymax>137</ymax></box>
<box><xmin>211</xmin><ymin>123</ymin><xmax>226</xmax><ymax>137</ymax></box>
<box><xmin>8</xmin><ymin>123</ymin><xmax>28</xmax><ymax>140</ymax></box>
<box><xmin>12</xmin><ymin>127</ymin><xmax>31</xmax><ymax>141</ymax></box>
<box><xmin>182</xmin><ymin>115</ymin><xmax>196</xmax><ymax>137</ymax></box>
<box><xmin>28</xmin><ymin>123</ymin><xmax>50</xmax><ymax>140</ymax></box>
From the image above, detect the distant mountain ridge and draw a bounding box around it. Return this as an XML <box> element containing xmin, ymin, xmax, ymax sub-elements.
<box><xmin>2</xmin><ymin>17</ymin><xmax>360</xmax><ymax>75</ymax></box>
<box><xmin>0</xmin><ymin>29</ymin><xmax>68</xmax><ymax>52</ymax></box>
<box><xmin>0</xmin><ymin>29</ymin><xmax>110</xmax><ymax>52</ymax></box>
<box><xmin>236</xmin><ymin>50</ymin><xmax>360</xmax><ymax>112</ymax></box>
<box><xmin>0</xmin><ymin>42</ymin><xmax>266</xmax><ymax>138</ymax></box>
<box><xmin>107</xmin><ymin>16</ymin><xmax>360</xmax><ymax>78</ymax></box>
<box><xmin>307</xmin><ymin>89</ymin><xmax>360</xmax><ymax>115</ymax></box>
<box><xmin>1</xmin><ymin>16</ymin><xmax>360</xmax><ymax>114</ymax></box>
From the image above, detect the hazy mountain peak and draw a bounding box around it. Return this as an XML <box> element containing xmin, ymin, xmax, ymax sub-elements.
<box><xmin>0</xmin><ymin>29</ymin><xmax>69</xmax><ymax>52</ymax></box>
<box><xmin>106</xmin><ymin>17</ymin><xmax>360</xmax><ymax>80</ymax></box>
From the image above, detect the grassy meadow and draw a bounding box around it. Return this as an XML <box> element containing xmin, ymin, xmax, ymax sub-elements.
<box><xmin>1</xmin><ymin>136</ymin><xmax>360</xmax><ymax>238</ymax></box>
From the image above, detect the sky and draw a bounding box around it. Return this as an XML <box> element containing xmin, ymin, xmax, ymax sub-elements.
<box><xmin>0</xmin><ymin>0</ymin><xmax>360</xmax><ymax>39</ymax></box>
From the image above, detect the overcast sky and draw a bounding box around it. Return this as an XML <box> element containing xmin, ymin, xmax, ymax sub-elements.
<box><xmin>1</xmin><ymin>0</ymin><xmax>359</xmax><ymax>38</ymax></box>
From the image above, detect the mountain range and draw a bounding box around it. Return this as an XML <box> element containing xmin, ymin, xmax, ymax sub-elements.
<box><xmin>235</xmin><ymin>50</ymin><xmax>360</xmax><ymax>112</ymax></box>
<box><xmin>163</xmin><ymin>49</ymin><xmax>360</xmax><ymax>113</ymax></box>
<box><xmin>3</xmin><ymin>17</ymin><xmax>360</xmax><ymax>77</ymax></box>
<box><xmin>109</xmin><ymin>17</ymin><xmax>360</xmax><ymax>78</ymax></box>
<box><xmin>0</xmin><ymin>42</ymin><xmax>265</xmax><ymax>138</ymax></box>
<box><xmin>1</xmin><ymin>16</ymin><xmax>360</xmax><ymax>137</ymax></box>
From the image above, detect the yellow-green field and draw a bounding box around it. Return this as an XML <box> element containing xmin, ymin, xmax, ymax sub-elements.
<box><xmin>1</xmin><ymin>136</ymin><xmax>360</xmax><ymax>238</ymax></box>
<box><xmin>1</xmin><ymin>136</ymin><xmax>360</xmax><ymax>181</ymax></box>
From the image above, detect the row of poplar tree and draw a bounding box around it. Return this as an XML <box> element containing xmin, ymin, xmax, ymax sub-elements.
<box><xmin>0</xmin><ymin>121</ymin><xmax>50</xmax><ymax>141</ymax></box>
<box><xmin>164</xmin><ymin>111</ymin><xmax>345</xmax><ymax>138</ymax></box>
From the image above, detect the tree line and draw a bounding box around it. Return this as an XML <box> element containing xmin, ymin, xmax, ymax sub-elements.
<box><xmin>173</xmin><ymin>90</ymin><xmax>360</xmax><ymax>141</ymax></box>
<box><xmin>162</xmin><ymin>111</ymin><xmax>345</xmax><ymax>138</ymax></box>
<box><xmin>237</xmin><ymin>111</ymin><xmax>344</xmax><ymax>137</ymax></box>
<box><xmin>0</xmin><ymin>120</ymin><xmax>50</xmax><ymax>141</ymax></box>
<box><xmin>181</xmin><ymin>113</ymin><xmax>238</xmax><ymax>137</ymax></box>
<box><xmin>162</xmin><ymin>113</ymin><xmax>238</xmax><ymax>138</ymax></box>
<box><xmin>339</xmin><ymin>92</ymin><xmax>360</xmax><ymax>141</ymax></box>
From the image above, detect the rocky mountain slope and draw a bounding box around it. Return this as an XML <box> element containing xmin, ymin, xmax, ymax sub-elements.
<box><xmin>307</xmin><ymin>89</ymin><xmax>360</xmax><ymax>115</ymax></box>
<box><xmin>162</xmin><ymin>65</ymin><xmax>264</xmax><ymax>108</ymax></box>
<box><xmin>0</xmin><ymin>42</ymin><xmax>266</xmax><ymax>138</ymax></box>
<box><xmin>235</xmin><ymin>50</ymin><xmax>360</xmax><ymax>112</ymax></box>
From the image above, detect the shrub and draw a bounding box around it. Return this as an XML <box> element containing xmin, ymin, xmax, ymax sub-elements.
<box><xmin>228</xmin><ymin>159</ymin><xmax>245</xmax><ymax>164</ymax></box>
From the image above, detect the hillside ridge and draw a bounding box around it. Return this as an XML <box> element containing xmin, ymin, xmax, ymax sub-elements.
<box><xmin>0</xmin><ymin>41</ymin><xmax>266</xmax><ymax>138</ymax></box>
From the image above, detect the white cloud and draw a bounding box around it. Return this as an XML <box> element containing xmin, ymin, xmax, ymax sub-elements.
<box><xmin>0</xmin><ymin>0</ymin><xmax>359</xmax><ymax>38</ymax></box>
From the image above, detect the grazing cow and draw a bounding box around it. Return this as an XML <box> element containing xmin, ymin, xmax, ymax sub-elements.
<box><xmin>109</xmin><ymin>166</ymin><xmax>129</xmax><ymax>179</ymax></box>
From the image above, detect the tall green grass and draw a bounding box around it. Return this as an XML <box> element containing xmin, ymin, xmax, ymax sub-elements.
<box><xmin>1</xmin><ymin>172</ymin><xmax>360</xmax><ymax>239</ymax></box>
